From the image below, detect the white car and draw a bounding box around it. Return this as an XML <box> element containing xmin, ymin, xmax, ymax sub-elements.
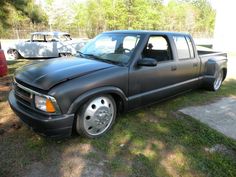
<box><xmin>7</xmin><ymin>32</ymin><xmax>87</xmax><ymax>59</ymax></box>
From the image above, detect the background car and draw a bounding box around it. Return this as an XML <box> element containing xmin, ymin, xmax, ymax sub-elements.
<box><xmin>7</xmin><ymin>32</ymin><xmax>87</xmax><ymax>60</ymax></box>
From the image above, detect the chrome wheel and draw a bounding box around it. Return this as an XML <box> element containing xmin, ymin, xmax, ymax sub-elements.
<box><xmin>214</xmin><ymin>70</ymin><xmax>223</xmax><ymax>91</ymax></box>
<box><xmin>78</xmin><ymin>96</ymin><xmax>116</xmax><ymax>136</ymax></box>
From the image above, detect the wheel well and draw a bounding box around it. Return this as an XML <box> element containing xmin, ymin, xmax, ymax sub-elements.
<box><xmin>110</xmin><ymin>93</ymin><xmax>125</xmax><ymax>114</ymax></box>
<box><xmin>7</xmin><ymin>49</ymin><xmax>21</xmax><ymax>57</ymax></box>
<box><xmin>222</xmin><ymin>68</ymin><xmax>227</xmax><ymax>81</ymax></box>
<box><xmin>8</xmin><ymin>48</ymin><xmax>17</xmax><ymax>52</ymax></box>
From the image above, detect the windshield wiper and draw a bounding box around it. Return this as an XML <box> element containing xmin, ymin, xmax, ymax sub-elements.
<box><xmin>77</xmin><ymin>51</ymin><xmax>87</xmax><ymax>58</ymax></box>
<box><xmin>77</xmin><ymin>52</ymin><xmax>123</xmax><ymax>66</ymax></box>
<box><xmin>100</xmin><ymin>59</ymin><xmax>123</xmax><ymax>66</ymax></box>
<box><xmin>77</xmin><ymin>52</ymin><xmax>101</xmax><ymax>60</ymax></box>
<box><xmin>91</xmin><ymin>56</ymin><xmax>123</xmax><ymax>66</ymax></box>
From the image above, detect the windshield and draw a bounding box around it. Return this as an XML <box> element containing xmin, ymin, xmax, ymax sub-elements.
<box><xmin>79</xmin><ymin>33</ymin><xmax>140</xmax><ymax>64</ymax></box>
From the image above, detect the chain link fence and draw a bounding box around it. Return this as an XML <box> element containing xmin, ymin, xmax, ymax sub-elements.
<box><xmin>1</xmin><ymin>29</ymin><xmax>88</xmax><ymax>39</ymax></box>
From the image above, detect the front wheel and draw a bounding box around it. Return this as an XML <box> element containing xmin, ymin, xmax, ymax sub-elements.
<box><xmin>76</xmin><ymin>95</ymin><xmax>117</xmax><ymax>138</ymax></box>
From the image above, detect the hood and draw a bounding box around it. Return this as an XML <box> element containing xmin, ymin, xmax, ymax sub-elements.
<box><xmin>15</xmin><ymin>57</ymin><xmax>114</xmax><ymax>90</ymax></box>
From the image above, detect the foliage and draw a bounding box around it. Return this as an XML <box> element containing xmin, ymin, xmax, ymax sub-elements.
<box><xmin>69</xmin><ymin>0</ymin><xmax>216</xmax><ymax>38</ymax></box>
<box><xmin>0</xmin><ymin>0</ymin><xmax>215</xmax><ymax>39</ymax></box>
<box><xmin>0</xmin><ymin>0</ymin><xmax>48</xmax><ymax>38</ymax></box>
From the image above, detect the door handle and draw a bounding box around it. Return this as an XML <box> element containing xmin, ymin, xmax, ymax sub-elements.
<box><xmin>193</xmin><ymin>63</ymin><xmax>198</xmax><ymax>67</ymax></box>
<box><xmin>171</xmin><ymin>66</ymin><xmax>177</xmax><ymax>71</ymax></box>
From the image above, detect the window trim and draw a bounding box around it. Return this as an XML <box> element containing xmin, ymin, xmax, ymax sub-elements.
<box><xmin>185</xmin><ymin>36</ymin><xmax>195</xmax><ymax>59</ymax></box>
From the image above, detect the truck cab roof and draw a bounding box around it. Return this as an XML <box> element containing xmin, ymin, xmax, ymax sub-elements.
<box><xmin>103</xmin><ymin>30</ymin><xmax>190</xmax><ymax>36</ymax></box>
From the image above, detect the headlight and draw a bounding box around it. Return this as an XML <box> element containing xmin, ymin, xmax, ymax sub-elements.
<box><xmin>35</xmin><ymin>95</ymin><xmax>56</xmax><ymax>113</ymax></box>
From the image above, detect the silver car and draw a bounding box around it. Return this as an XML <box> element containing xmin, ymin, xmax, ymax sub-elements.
<box><xmin>7</xmin><ymin>32</ymin><xmax>87</xmax><ymax>59</ymax></box>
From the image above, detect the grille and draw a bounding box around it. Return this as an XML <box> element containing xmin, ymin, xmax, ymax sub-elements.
<box><xmin>14</xmin><ymin>82</ymin><xmax>32</xmax><ymax>106</ymax></box>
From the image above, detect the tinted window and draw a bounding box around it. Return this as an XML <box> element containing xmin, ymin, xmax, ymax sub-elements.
<box><xmin>186</xmin><ymin>37</ymin><xmax>194</xmax><ymax>58</ymax></box>
<box><xmin>173</xmin><ymin>36</ymin><xmax>190</xmax><ymax>59</ymax></box>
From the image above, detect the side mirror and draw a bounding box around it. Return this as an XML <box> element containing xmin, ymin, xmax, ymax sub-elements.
<box><xmin>137</xmin><ymin>58</ymin><xmax>157</xmax><ymax>67</ymax></box>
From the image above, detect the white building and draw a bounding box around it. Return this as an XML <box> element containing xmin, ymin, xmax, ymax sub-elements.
<box><xmin>213</xmin><ymin>0</ymin><xmax>236</xmax><ymax>52</ymax></box>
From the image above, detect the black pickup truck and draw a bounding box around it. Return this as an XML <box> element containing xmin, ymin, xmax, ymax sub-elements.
<box><xmin>8</xmin><ymin>30</ymin><xmax>227</xmax><ymax>138</ymax></box>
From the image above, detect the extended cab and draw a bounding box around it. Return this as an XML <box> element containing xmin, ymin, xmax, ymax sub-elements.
<box><xmin>8</xmin><ymin>30</ymin><xmax>227</xmax><ymax>138</ymax></box>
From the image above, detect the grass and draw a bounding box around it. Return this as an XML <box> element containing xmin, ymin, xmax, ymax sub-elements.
<box><xmin>0</xmin><ymin>59</ymin><xmax>236</xmax><ymax>177</ymax></box>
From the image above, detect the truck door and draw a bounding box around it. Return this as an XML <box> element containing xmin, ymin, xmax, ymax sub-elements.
<box><xmin>172</xmin><ymin>35</ymin><xmax>200</xmax><ymax>89</ymax></box>
<box><xmin>128</xmin><ymin>35</ymin><xmax>180</xmax><ymax>108</ymax></box>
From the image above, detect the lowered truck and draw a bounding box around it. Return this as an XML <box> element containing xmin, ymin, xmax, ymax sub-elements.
<box><xmin>8</xmin><ymin>30</ymin><xmax>227</xmax><ymax>138</ymax></box>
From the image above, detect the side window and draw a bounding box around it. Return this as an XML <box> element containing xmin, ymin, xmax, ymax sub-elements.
<box><xmin>173</xmin><ymin>36</ymin><xmax>190</xmax><ymax>59</ymax></box>
<box><xmin>45</xmin><ymin>35</ymin><xmax>54</xmax><ymax>42</ymax></box>
<box><xmin>32</xmin><ymin>35</ymin><xmax>45</xmax><ymax>42</ymax></box>
<box><xmin>142</xmin><ymin>36</ymin><xmax>172</xmax><ymax>62</ymax></box>
<box><xmin>186</xmin><ymin>37</ymin><xmax>195</xmax><ymax>58</ymax></box>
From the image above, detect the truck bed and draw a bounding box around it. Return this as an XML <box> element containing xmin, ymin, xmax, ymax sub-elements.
<box><xmin>197</xmin><ymin>50</ymin><xmax>227</xmax><ymax>58</ymax></box>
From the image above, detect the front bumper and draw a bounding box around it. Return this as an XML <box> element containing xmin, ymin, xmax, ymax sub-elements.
<box><xmin>8</xmin><ymin>90</ymin><xmax>74</xmax><ymax>138</ymax></box>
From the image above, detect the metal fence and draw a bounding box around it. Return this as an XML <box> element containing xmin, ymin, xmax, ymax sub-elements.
<box><xmin>1</xmin><ymin>29</ymin><xmax>88</xmax><ymax>39</ymax></box>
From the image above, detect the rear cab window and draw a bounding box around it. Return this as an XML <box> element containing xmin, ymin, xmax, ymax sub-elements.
<box><xmin>173</xmin><ymin>35</ymin><xmax>195</xmax><ymax>59</ymax></box>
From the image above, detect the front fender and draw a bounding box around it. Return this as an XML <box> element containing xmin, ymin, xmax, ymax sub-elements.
<box><xmin>67</xmin><ymin>86</ymin><xmax>128</xmax><ymax>114</ymax></box>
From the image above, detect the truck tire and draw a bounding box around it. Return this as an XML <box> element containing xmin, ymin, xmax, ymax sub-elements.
<box><xmin>7</xmin><ymin>49</ymin><xmax>20</xmax><ymax>60</ymax></box>
<box><xmin>76</xmin><ymin>95</ymin><xmax>117</xmax><ymax>138</ymax></box>
<box><xmin>207</xmin><ymin>69</ymin><xmax>224</xmax><ymax>91</ymax></box>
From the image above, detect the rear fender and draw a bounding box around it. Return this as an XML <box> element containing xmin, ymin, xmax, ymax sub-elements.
<box><xmin>204</xmin><ymin>58</ymin><xmax>227</xmax><ymax>77</ymax></box>
<box><xmin>203</xmin><ymin>58</ymin><xmax>227</xmax><ymax>84</ymax></box>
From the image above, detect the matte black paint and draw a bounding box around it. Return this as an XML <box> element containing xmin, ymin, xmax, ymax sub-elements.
<box><xmin>8</xmin><ymin>30</ymin><xmax>227</xmax><ymax>137</ymax></box>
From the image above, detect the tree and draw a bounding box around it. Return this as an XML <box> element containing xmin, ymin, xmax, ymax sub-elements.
<box><xmin>190</xmin><ymin>0</ymin><xmax>216</xmax><ymax>35</ymax></box>
<box><xmin>0</xmin><ymin>0</ymin><xmax>48</xmax><ymax>38</ymax></box>
<box><xmin>0</xmin><ymin>0</ymin><xmax>216</xmax><ymax>38</ymax></box>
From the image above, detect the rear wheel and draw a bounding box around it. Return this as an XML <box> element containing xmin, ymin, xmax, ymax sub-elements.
<box><xmin>7</xmin><ymin>49</ymin><xmax>20</xmax><ymax>60</ymax></box>
<box><xmin>76</xmin><ymin>95</ymin><xmax>116</xmax><ymax>138</ymax></box>
<box><xmin>213</xmin><ymin>70</ymin><xmax>223</xmax><ymax>91</ymax></box>
<box><xmin>207</xmin><ymin>69</ymin><xmax>224</xmax><ymax>91</ymax></box>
